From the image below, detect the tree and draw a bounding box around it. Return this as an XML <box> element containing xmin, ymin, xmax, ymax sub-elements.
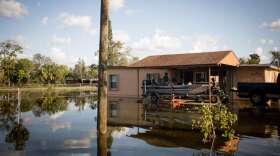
<box><xmin>239</xmin><ymin>58</ymin><xmax>247</xmax><ymax>64</ymax></box>
<box><xmin>247</xmin><ymin>53</ymin><xmax>260</xmax><ymax>64</ymax></box>
<box><xmin>31</xmin><ymin>53</ymin><xmax>53</xmax><ymax>83</ymax></box>
<box><xmin>74</xmin><ymin>58</ymin><xmax>87</xmax><ymax>81</ymax></box>
<box><xmin>40</xmin><ymin>63</ymin><xmax>57</xmax><ymax>84</ymax></box>
<box><xmin>54</xmin><ymin>65</ymin><xmax>69</xmax><ymax>83</ymax></box>
<box><xmin>0</xmin><ymin>40</ymin><xmax>23</xmax><ymax>86</ymax></box>
<box><xmin>107</xmin><ymin>20</ymin><xmax>131</xmax><ymax>66</ymax></box>
<box><xmin>239</xmin><ymin>53</ymin><xmax>261</xmax><ymax>64</ymax></box>
<box><xmin>14</xmin><ymin>58</ymin><xmax>34</xmax><ymax>85</ymax></box>
<box><xmin>270</xmin><ymin>50</ymin><xmax>280</xmax><ymax>66</ymax></box>
<box><xmin>88</xmin><ymin>64</ymin><xmax>98</xmax><ymax>79</ymax></box>
<box><xmin>32</xmin><ymin>53</ymin><xmax>52</xmax><ymax>68</ymax></box>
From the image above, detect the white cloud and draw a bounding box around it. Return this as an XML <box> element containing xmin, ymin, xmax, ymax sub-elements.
<box><xmin>254</xmin><ymin>47</ymin><xmax>263</xmax><ymax>56</ymax></box>
<box><xmin>49</xmin><ymin>35</ymin><xmax>72</xmax><ymax>45</ymax></box>
<box><xmin>132</xmin><ymin>29</ymin><xmax>183</xmax><ymax>52</ymax></box>
<box><xmin>59</xmin><ymin>13</ymin><xmax>96</xmax><ymax>34</ymax></box>
<box><xmin>124</xmin><ymin>9</ymin><xmax>135</xmax><ymax>15</ymax></box>
<box><xmin>131</xmin><ymin>30</ymin><xmax>227</xmax><ymax>58</ymax></box>
<box><xmin>262</xmin><ymin>18</ymin><xmax>280</xmax><ymax>31</ymax></box>
<box><xmin>0</xmin><ymin>0</ymin><xmax>28</xmax><ymax>18</ymax></box>
<box><xmin>13</xmin><ymin>35</ymin><xmax>32</xmax><ymax>49</ymax></box>
<box><xmin>189</xmin><ymin>35</ymin><xmax>223</xmax><ymax>52</ymax></box>
<box><xmin>113</xmin><ymin>30</ymin><xmax>129</xmax><ymax>42</ymax></box>
<box><xmin>50</xmin><ymin>47</ymin><xmax>66</xmax><ymax>60</ymax></box>
<box><xmin>41</xmin><ymin>16</ymin><xmax>48</xmax><ymax>25</ymax></box>
<box><xmin>110</xmin><ymin>0</ymin><xmax>124</xmax><ymax>11</ymax></box>
<box><xmin>254</xmin><ymin>47</ymin><xmax>270</xmax><ymax>63</ymax></box>
<box><xmin>260</xmin><ymin>38</ymin><xmax>274</xmax><ymax>45</ymax></box>
<box><xmin>64</xmin><ymin>138</ymin><xmax>91</xmax><ymax>148</ymax></box>
<box><xmin>273</xmin><ymin>47</ymin><xmax>279</xmax><ymax>51</ymax></box>
<box><xmin>51</xmin><ymin>121</ymin><xmax>71</xmax><ymax>132</ymax></box>
<box><xmin>260</xmin><ymin>39</ymin><xmax>267</xmax><ymax>44</ymax></box>
<box><xmin>50</xmin><ymin>111</ymin><xmax>65</xmax><ymax>120</ymax></box>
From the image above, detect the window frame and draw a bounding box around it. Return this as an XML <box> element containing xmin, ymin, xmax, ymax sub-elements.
<box><xmin>109</xmin><ymin>74</ymin><xmax>120</xmax><ymax>91</ymax></box>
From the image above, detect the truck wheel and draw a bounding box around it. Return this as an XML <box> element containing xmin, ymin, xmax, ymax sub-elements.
<box><xmin>211</xmin><ymin>96</ymin><xmax>218</xmax><ymax>103</ymax></box>
<box><xmin>150</xmin><ymin>93</ymin><xmax>159</xmax><ymax>104</ymax></box>
<box><xmin>250</xmin><ymin>94</ymin><xmax>265</xmax><ymax>104</ymax></box>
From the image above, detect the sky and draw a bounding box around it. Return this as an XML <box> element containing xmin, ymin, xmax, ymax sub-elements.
<box><xmin>0</xmin><ymin>0</ymin><xmax>280</xmax><ymax>66</ymax></box>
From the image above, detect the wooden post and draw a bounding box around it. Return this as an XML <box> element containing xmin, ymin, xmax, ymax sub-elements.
<box><xmin>17</xmin><ymin>88</ymin><xmax>21</xmax><ymax>124</ymax></box>
<box><xmin>208</xmin><ymin>67</ymin><xmax>211</xmax><ymax>104</ymax></box>
<box><xmin>97</xmin><ymin>0</ymin><xmax>109</xmax><ymax>135</ymax></box>
<box><xmin>97</xmin><ymin>133</ymin><xmax>108</xmax><ymax>156</ymax></box>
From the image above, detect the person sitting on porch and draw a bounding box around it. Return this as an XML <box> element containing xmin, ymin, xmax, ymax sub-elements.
<box><xmin>163</xmin><ymin>73</ymin><xmax>169</xmax><ymax>83</ymax></box>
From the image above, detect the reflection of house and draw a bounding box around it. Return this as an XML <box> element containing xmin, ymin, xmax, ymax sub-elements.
<box><xmin>108</xmin><ymin>51</ymin><xmax>279</xmax><ymax>99</ymax></box>
<box><xmin>108</xmin><ymin>98</ymin><xmax>148</xmax><ymax>126</ymax></box>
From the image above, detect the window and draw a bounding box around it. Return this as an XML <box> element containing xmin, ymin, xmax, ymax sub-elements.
<box><xmin>109</xmin><ymin>102</ymin><xmax>119</xmax><ymax>117</ymax></box>
<box><xmin>146</xmin><ymin>73</ymin><xmax>160</xmax><ymax>82</ymax></box>
<box><xmin>109</xmin><ymin>74</ymin><xmax>119</xmax><ymax>90</ymax></box>
<box><xmin>194</xmin><ymin>72</ymin><xmax>208</xmax><ymax>83</ymax></box>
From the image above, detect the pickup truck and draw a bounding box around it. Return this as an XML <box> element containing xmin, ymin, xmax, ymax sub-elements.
<box><xmin>235</xmin><ymin>73</ymin><xmax>280</xmax><ymax>104</ymax></box>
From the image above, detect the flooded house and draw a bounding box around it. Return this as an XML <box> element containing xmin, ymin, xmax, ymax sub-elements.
<box><xmin>108</xmin><ymin>51</ymin><xmax>279</xmax><ymax>100</ymax></box>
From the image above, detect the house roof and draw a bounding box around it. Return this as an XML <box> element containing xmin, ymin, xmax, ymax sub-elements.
<box><xmin>129</xmin><ymin>51</ymin><xmax>240</xmax><ymax>68</ymax></box>
<box><xmin>240</xmin><ymin>64</ymin><xmax>280</xmax><ymax>70</ymax></box>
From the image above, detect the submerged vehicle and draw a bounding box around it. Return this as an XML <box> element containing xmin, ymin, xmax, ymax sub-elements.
<box><xmin>142</xmin><ymin>80</ymin><xmax>222</xmax><ymax>103</ymax></box>
<box><xmin>234</xmin><ymin>73</ymin><xmax>280</xmax><ymax>105</ymax></box>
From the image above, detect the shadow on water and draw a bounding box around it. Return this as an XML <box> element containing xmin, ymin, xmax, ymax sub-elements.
<box><xmin>0</xmin><ymin>91</ymin><xmax>280</xmax><ymax>155</ymax></box>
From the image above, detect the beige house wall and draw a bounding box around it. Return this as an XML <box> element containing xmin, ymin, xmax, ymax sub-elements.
<box><xmin>108</xmin><ymin>68</ymin><xmax>166</xmax><ymax>97</ymax></box>
<box><xmin>233</xmin><ymin>66</ymin><xmax>279</xmax><ymax>99</ymax></box>
<box><xmin>264</xmin><ymin>69</ymin><xmax>279</xmax><ymax>82</ymax></box>
<box><xmin>108</xmin><ymin>68</ymin><xmax>138</xmax><ymax>97</ymax></box>
<box><xmin>109</xmin><ymin>66</ymin><xmax>279</xmax><ymax>99</ymax></box>
<box><xmin>219</xmin><ymin>52</ymin><xmax>240</xmax><ymax>66</ymax></box>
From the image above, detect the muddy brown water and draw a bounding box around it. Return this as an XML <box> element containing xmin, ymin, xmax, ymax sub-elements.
<box><xmin>0</xmin><ymin>91</ymin><xmax>279</xmax><ymax>156</ymax></box>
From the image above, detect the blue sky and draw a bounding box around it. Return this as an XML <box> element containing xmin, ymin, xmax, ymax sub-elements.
<box><xmin>0</xmin><ymin>0</ymin><xmax>280</xmax><ymax>66</ymax></box>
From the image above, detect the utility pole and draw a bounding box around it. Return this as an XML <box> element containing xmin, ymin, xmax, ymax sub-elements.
<box><xmin>97</xmin><ymin>0</ymin><xmax>109</xmax><ymax>135</ymax></box>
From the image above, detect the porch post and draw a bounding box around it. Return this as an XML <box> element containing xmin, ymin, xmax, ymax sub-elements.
<box><xmin>208</xmin><ymin>67</ymin><xmax>211</xmax><ymax>104</ymax></box>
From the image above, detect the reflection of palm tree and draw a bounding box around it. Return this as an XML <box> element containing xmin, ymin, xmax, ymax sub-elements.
<box><xmin>5</xmin><ymin>122</ymin><xmax>29</xmax><ymax>150</ymax></box>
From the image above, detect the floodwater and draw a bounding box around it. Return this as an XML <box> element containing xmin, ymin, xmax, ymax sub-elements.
<box><xmin>0</xmin><ymin>91</ymin><xmax>280</xmax><ymax>156</ymax></box>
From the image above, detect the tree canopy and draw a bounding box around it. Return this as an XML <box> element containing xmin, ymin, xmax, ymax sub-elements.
<box><xmin>239</xmin><ymin>53</ymin><xmax>260</xmax><ymax>64</ymax></box>
<box><xmin>0</xmin><ymin>40</ymin><xmax>98</xmax><ymax>86</ymax></box>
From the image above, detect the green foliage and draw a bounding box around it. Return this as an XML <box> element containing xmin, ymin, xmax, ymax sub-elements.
<box><xmin>248</xmin><ymin>53</ymin><xmax>260</xmax><ymax>64</ymax></box>
<box><xmin>0</xmin><ymin>40</ymin><xmax>98</xmax><ymax>86</ymax></box>
<box><xmin>108</xmin><ymin>20</ymin><xmax>135</xmax><ymax>66</ymax></box>
<box><xmin>240</xmin><ymin>53</ymin><xmax>260</xmax><ymax>64</ymax></box>
<box><xmin>74</xmin><ymin>58</ymin><xmax>87</xmax><ymax>80</ymax></box>
<box><xmin>270</xmin><ymin>50</ymin><xmax>280</xmax><ymax>66</ymax></box>
<box><xmin>14</xmin><ymin>58</ymin><xmax>34</xmax><ymax>85</ymax></box>
<box><xmin>5</xmin><ymin>123</ymin><xmax>29</xmax><ymax>150</ymax></box>
<box><xmin>192</xmin><ymin>103</ymin><xmax>238</xmax><ymax>143</ymax></box>
<box><xmin>40</xmin><ymin>63</ymin><xmax>57</xmax><ymax>84</ymax></box>
<box><xmin>0</xmin><ymin>40</ymin><xmax>23</xmax><ymax>86</ymax></box>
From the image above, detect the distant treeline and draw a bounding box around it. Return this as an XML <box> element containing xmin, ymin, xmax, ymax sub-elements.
<box><xmin>0</xmin><ymin>40</ymin><xmax>97</xmax><ymax>86</ymax></box>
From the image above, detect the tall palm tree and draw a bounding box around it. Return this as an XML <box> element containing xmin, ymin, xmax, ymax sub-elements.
<box><xmin>270</xmin><ymin>50</ymin><xmax>280</xmax><ymax>67</ymax></box>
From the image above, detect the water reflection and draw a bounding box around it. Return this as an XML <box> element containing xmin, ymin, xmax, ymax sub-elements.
<box><xmin>97</xmin><ymin>133</ymin><xmax>108</xmax><ymax>156</ymax></box>
<box><xmin>107</xmin><ymin>98</ymin><xmax>280</xmax><ymax>155</ymax></box>
<box><xmin>5</xmin><ymin>121</ymin><xmax>29</xmax><ymax>150</ymax></box>
<box><xmin>0</xmin><ymin>91</ymin><xmax>279</xmax><ymax>155</ymax></box>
